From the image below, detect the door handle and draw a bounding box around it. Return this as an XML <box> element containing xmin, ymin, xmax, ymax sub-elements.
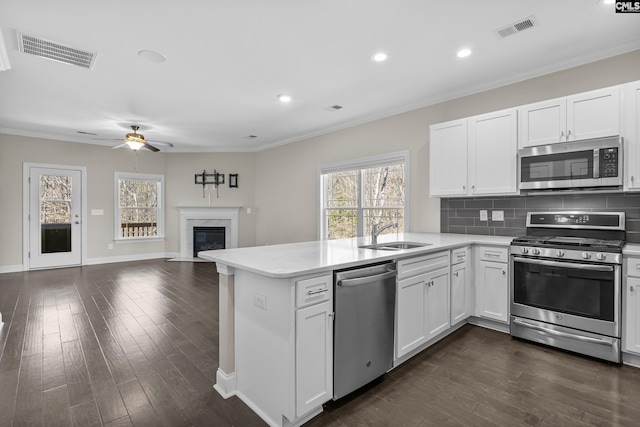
<box><xmin>74</xmin><ymin>221</ymin><xmax>80</xmax><ymax>224</ymax></box>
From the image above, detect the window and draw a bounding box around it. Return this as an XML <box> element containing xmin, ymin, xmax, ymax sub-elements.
<box><xmin>114</xmin><ymin>172</ymin><xmax>164</xmax><ymax>240</ymax></box>
<box><xmin>320</xmin><ymin>151</ymin><xmax>408</xmax><ymax>240</ymax></box>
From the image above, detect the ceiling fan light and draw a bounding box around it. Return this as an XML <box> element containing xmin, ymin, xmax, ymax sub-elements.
<box><xmin>125</xmin><ymin>132</ymin><xmax>145</xmax><ymax>150</ymax></box>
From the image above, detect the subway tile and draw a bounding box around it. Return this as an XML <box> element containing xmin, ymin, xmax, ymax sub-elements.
<box><xmin>606</xmin><ymin>195</ymin><xmax>640</xmax><ymax>208</ymax></box>
<box><xmin>464</xmin><ymin>199</ymin><xmax>493</xmax><ymax>209</ymax></box>
<box><xmin>562</xmin><ymin>195</ymin><xmax>606</xmax><ymax>209</ymax></box>
<box><xmin>448</xmin><ymin>199</ymin><xmax>466</xmax><ymax>209</ymax></box>
<box><xmin>466</xmin><ymin>227</ymin><xmax>492</xmax><ymax>236</ymax></box>
<box><xmin>626</xmin><ymin>232</ymin><xmax>640</xmax><ymax>244</ymax></box>
<box><xmin>448</xmin><ymin>226</ymin><xmax>467</xmax><ymax>234</ymax></box>
<box><xmin>494</xmin><ymin>198</ymin><xmax>526</xmax><ymax>209</ymax></box>
<box><xmin>450</xmin><ymin>217</ymin><xmax>476</xmax><ymax>226</ymax></box>
<box><xmin>626</xmin><ymin>220</ymin><xmax>640</xmax><ymax>232</ymax></box>
<box><xmin>504</xmin><ymin>218</ymin><xmax>527</xmax><ymax>229</ymax></box>
<box><xmin>525</xmin><ymin>196</ymin><xmax>563</xmax><ymax>209</ymax></box>
<box><xmin>456</xmin><ymin>209</ymin><xmax>483</xmax><ymax>218</ymax></box>
<box><xmin>440</xmin><ymin>199</ymin><xmax>449</xmax><ymax>209</ymax></box>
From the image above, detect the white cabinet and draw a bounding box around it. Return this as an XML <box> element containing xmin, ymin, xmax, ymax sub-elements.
<box><xmin>429</xmin><ymin>119</ymin><xmax>468</xmax><ymax>197</ymax></box>
<box><xmin>624</xmin><ymin>257</ymin><xmax>640</xmax><ymax>355</ymax></box>
<box><xmin>474</xmin><ymin>246</ymin><xmax>509</xmax><ymax>323</ymax></box>
<box><xmin>450</xmin><ymin>246</ymin><xmax>472</xmax><ymax>326</ymax></box>
<box><xmin>295</xmin><ymin>275</ymin><xmax>333</xmax><ymax>417</ymax></box>
<box><xmin>396</xmin><ymin>252</ymin><xmax>450</xmax><ymax>359</ymax></box>
<box><xmin>295</xmin><ymin>300</ymin><xmax>333</xmax><ymax>416</ymax></box>
<box><xmin>623</xmin><ymin>80</ymin><xmax>640</xmax><ymax>190</ymax></box>
<box><xmin>519</xmin><ymin>86</ymin><xmax>620</xmax><ymax>148</ymax></box>
<box><xmin>429</xmin><ymin>109</ymin><xmax>518</xmax><ymax>197</ymax></box>
<box><xmin>468</xmin><ymin>109</ymin><xmax>518</xmax><ymax>196</ymax></box>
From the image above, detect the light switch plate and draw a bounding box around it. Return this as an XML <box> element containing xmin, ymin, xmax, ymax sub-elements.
<box><xmin>254</xmin><ymin>293</ymin><xmax>266</xmax><ymax>310</ymax></box>
<box><xmin>492</xmin><ymin>210</ymin><xmax>504</xmax><ymax>221</ymax></box>
<box><xmin>91</xmin><ymin>209</ymin><xmax>104</xmax><ymax>216</ymax></box>
<box><xmin>480</xmin><ymin>210</ymin><xmax>488</xmax><ymax>221</ymax></box>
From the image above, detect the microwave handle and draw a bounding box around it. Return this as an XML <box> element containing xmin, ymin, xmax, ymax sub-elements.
<box><xmin>593</xmin><ymin>149</ymin><xmax>599</xmax><ymax>179</ymax></box>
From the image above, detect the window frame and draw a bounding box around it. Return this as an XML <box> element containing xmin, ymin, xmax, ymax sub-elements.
<box><xmin>114</xmin><ymin>172</ymin><xmax>165</xmax><ymax>242</ymax></box>
<box><xmin>318</xmin><ymin>150</ymin><xmax>410</xmax><ymax>240</ymax></box>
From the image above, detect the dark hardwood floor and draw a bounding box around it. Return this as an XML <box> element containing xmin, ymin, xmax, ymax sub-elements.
<box><xmin>1</xmin><ymin>259</ymin><xmax>640</xmax><ymax>426</ymax></box>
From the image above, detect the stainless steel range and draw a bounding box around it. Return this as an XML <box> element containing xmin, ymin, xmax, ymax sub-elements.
<box><xmin>510</xmin><ymin>211</ymin><xmax>625</xmax><ymax>363</ymax></box>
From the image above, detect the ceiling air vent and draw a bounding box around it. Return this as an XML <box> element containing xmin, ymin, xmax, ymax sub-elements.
<box><xmin>244</xmin><ymin>135</ymin><xmax>258</xmax><ymax>139</ymax></box>
<box><xmin>323</xmin><ymin>105</ymin><xmax>343</xmax><ymax>112</ymax></box>
<box><xmin>17</xmin><ymin>31</ymin><xmax>97</xmax><ymax>69</ymax></box>
<box><xmin>494</xmin><ymin>16</ymin><xmax>539</xmax><ymax>39</ymax></box>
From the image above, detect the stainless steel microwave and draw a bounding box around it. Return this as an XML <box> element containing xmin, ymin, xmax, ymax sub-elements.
<box><xmin>519</xmin><ymin>136</ymin><xmax>623</xmax><ymax>192</ymax></box>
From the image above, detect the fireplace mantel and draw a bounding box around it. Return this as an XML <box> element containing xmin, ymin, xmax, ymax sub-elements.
<box><xmin>178</xmin><ymin>206</ymin><xmax>240</xmax><ymax>259</ymax></box>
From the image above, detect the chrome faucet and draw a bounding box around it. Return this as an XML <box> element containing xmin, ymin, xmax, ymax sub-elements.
<box><xmin>371</xmin><ymin>222</ymin><xmax>398</xmax><ymax>245</ymax></box>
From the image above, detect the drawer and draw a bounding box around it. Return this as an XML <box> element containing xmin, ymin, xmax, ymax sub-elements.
<box><xmin>398</xmin><ymin>251</ymin><xmax>450</xmax><ymax>280</ymax></box>
<box><xmin>477</xmin><ymin>246</ymin><xmax>509</xmax><ymax>263</ymax></box>
<box><xmin>627</xmin><ymin>257</ymin><xmax>640</xmax><ymax>278</ymax></box>
<box><xmin>451</xmin><ymin>246</ymin><xmax>470</xmax><ymax>265</ymax></box>
<box><xmin>296</xmin><ymin>274</ymin><xmax>333</xmax><ymax>308</ymax></box>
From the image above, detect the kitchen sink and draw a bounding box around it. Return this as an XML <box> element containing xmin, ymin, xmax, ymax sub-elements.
<box><xmin>359</xmin><ymin>241</ymin><xmax>432</xmax><ymax>251</ymax></box>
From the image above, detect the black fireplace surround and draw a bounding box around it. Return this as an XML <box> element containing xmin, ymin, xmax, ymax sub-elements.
<box><xmin>193</xmin><ymin>226</ymin><xmax>225</xmax><ymax>257</ymax></box>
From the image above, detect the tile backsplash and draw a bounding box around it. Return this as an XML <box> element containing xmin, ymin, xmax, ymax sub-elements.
<box><xmin>440</xmin><ymin>192</ymin><xmax>640</xmax><ymax>244</ymax></box>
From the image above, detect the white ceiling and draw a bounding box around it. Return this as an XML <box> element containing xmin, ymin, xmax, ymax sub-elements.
<box><xmin>0</xmin><ymin>1</ymin><xmax>638</xmax><ymax>152</ymax></box>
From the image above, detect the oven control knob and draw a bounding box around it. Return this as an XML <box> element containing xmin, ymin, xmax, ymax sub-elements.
<box><xmin>556</xmin><ymin>250</ymin><xmax>565</xmax><ymax>257</ymax></box>
<box><xmin>520</xmin><ymin>247</ymin><xmax>529</xmax><ymax>254</ymax></box>
<box><xmin>596</xmin><ymin>253</ymin><xmax>606</xmax><ymax>261</ymax></box>
<box><xmin>531</xmin><ymin>248</ymin><xmax>540</xmax><ymax>255</ymax></box>
<box><xmin>582</xmin><ymin>252</ymin><xmax>592</xmax><ymax>259</ymax></box>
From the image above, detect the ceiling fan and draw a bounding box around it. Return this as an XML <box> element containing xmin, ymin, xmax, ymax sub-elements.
<box><xmin>112</xmin><ymin>125</ymin><xmax>174</xmax><ymax>152</ymax></box>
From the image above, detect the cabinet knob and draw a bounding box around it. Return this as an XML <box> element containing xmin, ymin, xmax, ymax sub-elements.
<box><xmin>502</xmin><ymin>270</ymin><xmax>506</xmax><ymax>276</ymax></box>
<box><xmin>632</xmin><ymin>286</ymin><xmax>635</xmax><ymax>293</ymax></box>
<box><xmin>454</xmin><ymin>272</ymin><xmax>459</xmax><ymax>277</ymax></box>
<box><xmin>567</xmin><ymin>130</ymin><xmax>572</xmax><ymax>139</ymax></box>
<box><xmin>560</xmin><ymin>131</ymin><xmax>564</xmax><ymax>140</ymax></box>
<box><xmin>463</xmin><ymin>185</ymin><xmax>466</xmax><ymax>190</ymax></box>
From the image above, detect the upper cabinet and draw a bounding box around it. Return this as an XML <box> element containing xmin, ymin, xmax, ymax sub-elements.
<box><xmin>429</xmin><ymin>109</ymin><xmax>518</xmax><ymax>198</ymax></box>
<box><xmin>624</xmin><ymin>80</ymin><xmax>640</xmax><ymax>191</ymax></box>
<box><xmin>429</xmin><ymin>119</ymin><xmax>468</xmax><ymax>197</ymax></box>
<box><xmin>519</xmin><ymin>86</ymin><xmax>620</xmax><ymax>148</ymax></box>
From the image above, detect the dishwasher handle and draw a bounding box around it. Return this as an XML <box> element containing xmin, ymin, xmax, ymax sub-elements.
<box><xmin>336</xmin><ymin>269</ymin><xmax>396</xmax><ymax>287</ymax></box>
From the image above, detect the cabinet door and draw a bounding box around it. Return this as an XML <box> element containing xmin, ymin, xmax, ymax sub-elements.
<box><xmin>468</xmin><ymin>109</ymin><xmax>518</xmax><ymax>196</ymax></box>
<box><xmin>567</xmin><ymin>86</ymin><xmax>620</xmax><ymax>142</ymax></box>
<box><xmin>624</xmin><ymin>81</ymin><xmax>640</xmax><ymax>190</ymax></box>
<box><xmin>425</xmin><ymin>267</ymin><xmax>450</xmax><ymax>340</ymax></box>
<box><xmin>296</xmin><ymin>300</ymin><xmax>333</xmax><ymax>417</ymax></box>
<box><xmin>396</xmin><ymin>274</ymin><xmax>427</xmax><ymax>358</ymax></box>
<box><xmin>625</xmin><ymin>278</ymin><xmax>640</xmax><ymax>355</ymax></box>
<box><xmin>451</xmin><ymin>262</ymin><xmax>470</xmax><ymax>326</ymax></box>
<box><xmin>429</xmin><ymin>119</ymin><xmax>468</xmax><ymax>197</ymax></box>
<box><xmin>519</xmin><ymin>98</ymin><xmax>566</xmax><ymax>148</ymax></box>
<box><xmin>476</xmin><ymin>260</ymin><xmax>509</xmax><ymax>323</ymax></box>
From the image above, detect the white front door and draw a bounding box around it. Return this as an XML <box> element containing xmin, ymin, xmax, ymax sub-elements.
<box><xmin>27</xmin><ymin>166</ymin><xmax>83</xmax><ymax>269</ymax></box>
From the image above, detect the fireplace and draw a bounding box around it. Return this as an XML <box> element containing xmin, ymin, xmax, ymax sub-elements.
<box><xmin>177</xmin><ymin>207</ymin><xmax>240</xmax><ymax>260</ymax></box>
<box><xmin>193</xmin><ymin>226</ymin><xmax>225</xmax><ymax>256</ymax></box>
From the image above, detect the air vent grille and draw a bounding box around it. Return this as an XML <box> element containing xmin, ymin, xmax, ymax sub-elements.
<box><xmin>17</xmin><ymin>32</ymin><xmax>96</xmax><ymax>69</ymax></box>
<box><xmin>494</xmin><ymin>16</ymin><xmax>539</xmax><ymax>39</ymax></box>
<box><xmin>323</xmin><ymin>105</ymin><xmax>343</xmax><ymax>112</ymax></box>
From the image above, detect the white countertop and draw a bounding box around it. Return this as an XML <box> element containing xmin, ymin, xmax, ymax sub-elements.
<box><xmin>198</xmin><ymin>232</ymin><xmax>513</xmax><ymax>278</ymax></box>
<box><xmin>624</xmin><ymin>244</ymin><xmax>640</xmax><ymax>256</ymax></box>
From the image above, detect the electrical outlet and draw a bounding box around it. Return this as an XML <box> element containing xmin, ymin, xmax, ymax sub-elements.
<box><xmin>254</xmin><ymin>293</ymin><xmax>266</xmax><ymax>310</ymax></box>
<box><xmin>480</xmin><ymin>210</ymin><xmax>488</xmax><ymax>221</ymax></box>
<box><xmin>91</xmin><ymin>209</ymin><xmax>104</xmax><ymax>215</ymax></box>
<box><xmin>492</xmin><ymin>210</ymin><xmax>504</xmax><ymax>221</ymax></box>
<box><xmin>108</xmin><ymin>243</ymin><xmax>114</xmax><ymax>250</ymax></box>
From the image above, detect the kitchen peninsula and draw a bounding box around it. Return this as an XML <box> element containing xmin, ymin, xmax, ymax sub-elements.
<box><xmin>199</xmin><ymin>232</ymin><xmax>513</xmax><ymax>427</ymax></box>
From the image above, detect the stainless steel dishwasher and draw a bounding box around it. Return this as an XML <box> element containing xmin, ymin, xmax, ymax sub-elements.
<box><xmin>333</xmin><ymin>261</ymin><xmax>396</xmax><ymax>399</ymax></box>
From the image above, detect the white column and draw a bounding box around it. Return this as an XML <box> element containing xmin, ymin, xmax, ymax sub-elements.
<box><xmin>213</xmin><ymin>263</ymin><xmax>236</xmax><ymax>398</ymax></box>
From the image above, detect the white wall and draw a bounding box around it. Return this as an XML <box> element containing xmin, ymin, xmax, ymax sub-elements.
<box><xmin>2</xmin><ymin>49</ymin><xmax>639</xmax><ymax>269</ymax></box>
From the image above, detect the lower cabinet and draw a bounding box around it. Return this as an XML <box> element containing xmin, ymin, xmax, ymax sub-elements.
<box><xmin>295</xmin><ymin>300</ymin><xmax>333</xmax><ymax>417</ymax></box>
<box><xmin>450</xmin><ymin>246</ymin><xmax>472</xmax><ymax>326</ymax></box>
<box><xmin>624</xmin><ymin>257</ymin><xmax>640</xmax><ymax>355</ymax></box>
<box><xmin>474</xmin><ymin>246</ymin><xmax>509</xmax><ymax>323</ymax></box>
<box><xmin>396</xmin><ymin>252</ymin><xmax>450</xmax><ymax>359</ymax></box>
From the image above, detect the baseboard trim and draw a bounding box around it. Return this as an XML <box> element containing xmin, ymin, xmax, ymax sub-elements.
<box><xmin>86</xmin><ymin>252</ymin><xmax>179</xmax><ymax>266</ymax></box>
<box><xmin>623</xmin><ymin>351</ymin><xmax>640</xmax><ymax>368</ymax></box>
<box><xmin>0</xmin><ymin>264</ymin><xmax>25</xmax><ymax>274</ymax></box>
<box><xmin>214</xmin><ymin>368</ymin><xmax>237</xmax><ymax>399</ymax></box>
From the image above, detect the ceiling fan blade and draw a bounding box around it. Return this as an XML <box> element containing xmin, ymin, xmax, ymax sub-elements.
<box><xmin>146</xmin><ymin>140</ymin><xmax>174</xmax><ymax>147</ymax></box>
<box><xmin>111</xmin><ymin>143</ymin><xmax>127</xmax><ymax>149</ymax></box>
<box><xmin>142</xmin><ymin>142</ymin><xmax>160</xmax><ymax>152</ymax></box>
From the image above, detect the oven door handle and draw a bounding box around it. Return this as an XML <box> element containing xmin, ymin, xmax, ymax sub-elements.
<box><xmin>512</xmin><ymin>318</ymin><xmax>616</xmax><ymax>347</ymax></box>
<box><xmin>512</xmin><ymin>257</ymin><xmax>614</xmax><ymax>272</ymax></box>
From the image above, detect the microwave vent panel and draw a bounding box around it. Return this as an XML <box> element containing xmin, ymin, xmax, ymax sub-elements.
<box><xmin>17</xmin><ymin>31</ymin><xmax>97</xmax><ymax>69</ymax></box>
<box><xmin>494</xmin><ymin>16</ymin><xmax>539</xmax><ymax>39</ymax></box>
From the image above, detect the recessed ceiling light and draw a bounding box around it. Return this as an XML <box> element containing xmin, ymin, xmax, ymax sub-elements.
<box><xmin>138</xmin><ymin>50</ymin><xmax>166</xmax><ymax>63</ymax></box>
<box><xmin>277</xmin><ymin>94</ymin><xmax>292</xmax><ymax>103</ymax></box>
<box><xmin>457</xmin><ymin>48</ymin><xmax>472</xmax><ymax>58</ymax></box>
<box><xmin>372</xmin><ymin>52</ymin><xmax>388</xmax><ymax>62</ymax></box>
